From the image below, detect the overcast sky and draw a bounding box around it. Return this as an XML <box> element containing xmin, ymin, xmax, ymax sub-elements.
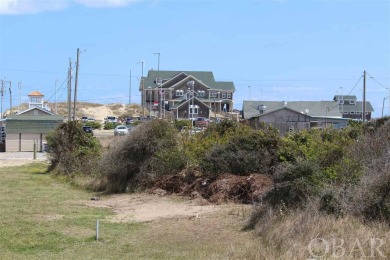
<box><xmin>0</xmin><ymin>0</ymin><xmax>389</xmax><ymax>117</ymax></box>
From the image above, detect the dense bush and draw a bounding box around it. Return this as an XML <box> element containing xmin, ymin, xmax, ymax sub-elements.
<box><xmin>200</xmin><ymin>127</ymin><xmax>280</xmax><ymax>175</ymax></box>
<box><xmin>103</xmin><ymin>122</ymin><xmax>121</xmax><ymax>130</ymax></box>
<box><xmin>174</xmin><ymin>119</ymin><xmax>192</xmax><ymax>130</ymax></box>
<box><xmin>46</xmin><ymin>121</ymin><xmax>101</xmax><ymax>175</ymax></box>
<box><xmin>100</xmin><ymin>120</ymin><xmax>179</xmax><ymax>192</ymax></box>
<box><xmin>264</xmin><ymin>160</ymin><xmax>324</xmax><ymax>207</ymax></box>
<box><xmin>340</xmin><ymin>121</ymin><xmax>390</xmax><ymax>223</ymax></box>
<box><xmin>84</xmin><ymin>121</ymin><xmax>102</xmax><ymax>129</ymax></box>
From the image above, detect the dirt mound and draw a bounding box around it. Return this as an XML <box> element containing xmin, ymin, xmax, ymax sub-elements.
<box><xmin>147</xmin><ymin>171</ymin><xmax>273</xmax><ymax>204</ymax></box>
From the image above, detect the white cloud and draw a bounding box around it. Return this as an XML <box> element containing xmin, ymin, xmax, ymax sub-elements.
<box><xmin>0</xmin><ymin>0</ymin><xmax>67</xmax><ymax>15</ymax></box>
<box><xmin>74</xmin><ymin>0</ymin><xmax>140</xmax><ymax>8</ymax></box>
<box><xmin>0</xmin><ymin>0</ymin><xmax>144</xmax><ymax>15</ymax></box>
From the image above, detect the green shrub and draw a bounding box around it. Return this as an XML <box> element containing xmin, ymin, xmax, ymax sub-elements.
<box><xmin>46</xmin><ymin>121</ymin><xmax>101</xmax><ymax>175</ymax></box>
<box><xmin>264</xmin><ymin>160</ymin><xmax>324</xmax><ymax>208</ymax></box>
<box><xmin>84</xmin><ymin>121</ymin><xmax>102</xmax><ymax>129</ymax></box>
<box><xmin>200</xmin><ymin>128</ymin><xmax>280</xmax><ymax>175</ymax></box>
<box><xmin>100</xmin><ymin>120</ymin><xmax>179</xmax><ymax>193</ymax></box>
<box><xmin>103</xmin><ymin>122</ymin><xmax>120</xmax><ymax>130</ymax></box>
<box><xmin>174</xmin><ymin>119</ymin><xmax>192</xmax><ymax>130</ymax></box>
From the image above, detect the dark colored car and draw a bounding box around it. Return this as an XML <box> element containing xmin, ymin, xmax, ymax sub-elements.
<box><xmin>82</xmin><ymin>126</ymin><xmax>94</xmax><ymax>135</ymax></box>
<box><xmin>125</xmin><ymin>118</ymin><xmax>134</xmax><ymax>124</ymax></box>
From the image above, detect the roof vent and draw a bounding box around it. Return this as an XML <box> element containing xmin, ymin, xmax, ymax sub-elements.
<box><xmin>282</xmin><ymin>101</ymin><xmax>287</xmax><ymax>107</ymax></box>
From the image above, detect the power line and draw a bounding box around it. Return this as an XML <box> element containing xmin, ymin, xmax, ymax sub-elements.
<box><xmin>366</xmin><ymin>71</ymin><xmax>389</xmax><ymax>90</ymax></box>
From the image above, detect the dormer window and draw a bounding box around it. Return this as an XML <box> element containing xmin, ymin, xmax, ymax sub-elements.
<box><xmin>227</xmin><ymin>92</ymin><xmax>231</xmax><ymax>98</ymax></box>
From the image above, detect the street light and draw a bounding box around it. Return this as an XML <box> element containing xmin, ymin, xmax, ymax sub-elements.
<box><xmin>382</xmin><ymin>96</ymin><xmax>390</xmax><ymax>118</ymax></box>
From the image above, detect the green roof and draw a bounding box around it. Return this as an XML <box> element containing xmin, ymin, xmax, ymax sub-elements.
<box><xmin>142</xmin><ymin>70</ymin><xmax>235</xmax><ymax>91</ymax></box>
<box><xmin>6</xmin><ymin>115</ymin><xmax>64</xmax><ymax>134</ymax></box>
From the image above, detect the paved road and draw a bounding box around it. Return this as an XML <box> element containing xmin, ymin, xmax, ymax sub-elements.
<box><xmin>93</xmin><ymin>129</ymin><xmax>114</xmax><ymax>137</ymax></box>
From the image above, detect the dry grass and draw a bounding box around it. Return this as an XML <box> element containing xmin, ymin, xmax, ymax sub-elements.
<box><xmin>249</xmin><ymin>201</ymin><xmax>390</xmax><ymax>259</ymax></box>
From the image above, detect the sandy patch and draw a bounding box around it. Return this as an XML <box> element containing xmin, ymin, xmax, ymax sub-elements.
<box><xmin>85</xmin><ymin>193</ymin><xmax>224</xmax><ymax>223</ymax></box>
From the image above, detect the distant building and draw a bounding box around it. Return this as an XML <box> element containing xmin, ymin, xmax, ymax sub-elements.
<box><xmin>28</xmin><ymin>91</ymin><xmax>51</xmax><ymax>111</ymax></box>
<box><xmin>140</xmin><ymin>70</ymin><xmax>235</xmax><ymax>119</ymax></box>
<box><xmin>2</xmin><ymin>91</ymin><xmax>63</xmax><ymax>152</ymax></box>
<box><xmin>242</xmin><ymin>95</ymin><xmax>374</xmax><ymax>135</ymax></box>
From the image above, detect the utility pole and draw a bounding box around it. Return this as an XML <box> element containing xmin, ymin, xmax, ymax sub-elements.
<box><xmin>0</xmin><ymin>80</ymin><xmax>4</xmax><ymax>119</ymax></box>
<box><xmin>67</xmin><ymin>58</ymin><xmax>72</xmax><ymax>122</ymax></box>
<box><xmin>138</xmin><ymin>61</ymin><xmax>145</xmax><ymax>117</ymax></box>
<box><xmin>18</xmin><ymin>82</ymin><xmax>22</xmax><ymax>112</ymax></box>
<box><xmin>9</xmin><ymin>82</ymin><xmax>12</xmax><ymax>115</ymax></box>
<box><xmin>362</xmin><ymin>70</ymin><xmax>366</xmax><ymax>122</ymax></box>
<box><xmin>129</xmin><ymin>70</ymin><xmax>132</xmax><ymax>105</ymax></box>
<box><xmin>55</xmin><ymin>79</ymin><xmax>58</xmax><ymax>114</ymax></box>
<box><xmin>73</xmin><ymin>48</ymin><xmax>80</xmax><ymax>121</ymax></box>
<box><xmin>154</xmin><ymin>52</ymin><xmax>160</xmax><ymax>71</ymax></box>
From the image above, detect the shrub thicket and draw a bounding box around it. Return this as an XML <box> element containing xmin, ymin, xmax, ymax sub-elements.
<box><xmin>46</xmin><ymin>121</ymin><xmax>101</xmax><ymax>175</ymax></box>
<box><xmin>200</xmin><ymin>126</ymin><xmax>280</xmax><ymax>175</ymax></box>
<box><xmin>84</xmin><ymin>121</ymin><xmax>102</xmax><ymax>129</ymax></box>
<box><xmin>103</xmin><ymin>122</ymin><xmax>121</xmax><ymax>130</ymax></box>
<box><xmin>100</xmin><ymin>120</ymin><xmax>179</xmax><ymax>192</ymax></box>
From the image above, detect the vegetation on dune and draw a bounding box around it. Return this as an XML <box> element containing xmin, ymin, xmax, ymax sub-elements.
<box><xmin>46</xmin><ymin>121</ymin><xmax>101</xmax><ymax>176</ymax></box>
<box><xmin>41</xmin><ymin>115</ymin><xmax>390</xmax><ymax>258</ymax></box>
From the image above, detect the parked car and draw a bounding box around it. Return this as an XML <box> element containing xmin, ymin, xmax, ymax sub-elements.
<box><xmin>125</xmin><ymin>117</ymin><xmax>134</xmax><ymax>124</ymax></box>
<box><xmin>194</xmin><ymin>117</ymin><xmax>210</xmax><ymax>127</ymax></box>
<box><xmin>82</xmin><ymin>126</ymin><xmax>94</xmax><ymax>135</ymax></box>
<box><xmin>114</xmin><ymin>125</ymin><xmax>129</xmax><ymax>136</ymax></box>
<box><xmin>106</xmin><ymin>116</ymin><xmax>118</xmax><ymax>123</ymax></box>
<box><xmin>87</xmin><ymin>117</ymin><xmax>95</xmax><ymax>122</ymax></box>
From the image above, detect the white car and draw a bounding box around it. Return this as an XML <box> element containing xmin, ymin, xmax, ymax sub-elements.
<box><xmin>114</xmin><ymin>125</ymin><xmax>129</xmax><ymax>136</ymax></box>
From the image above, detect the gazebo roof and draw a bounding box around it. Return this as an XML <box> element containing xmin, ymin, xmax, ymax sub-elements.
<box><xmin>28</xmin><ymin>91</ymin><xmax>44</xmax><ymax>97</ymax></box>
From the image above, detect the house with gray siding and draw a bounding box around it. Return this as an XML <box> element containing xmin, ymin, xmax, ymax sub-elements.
<box><xmin>242</xmin><ymin>95</ymin><xmax>371</xmax><ymax>134</ymax></box>
<box><xmin>140</xmin><ymin>70</ymin><xmax>235</xmax><ymax>119</ymax></box>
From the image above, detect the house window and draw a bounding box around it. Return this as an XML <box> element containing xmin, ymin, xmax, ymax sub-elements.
<box><xmin>209</xmin><ymin>91</ymin><xmax>218</xmax><ymax>98</ymax></box>
<box><xmin>176</xmin><ymin>90</ymin><xmax>184</xmax><ymax>96</ymax></box>
<box><xmin>227</xmin><ymin>92</ymin><xmax>231</xmax><ymax>98</ymax></box>
<box><xmin>222</xmin><ymin>92</ymin><xmax>226</xmax><ymax>98</ymax></box>
<box><xmin>339</xmin><ymin>100</ymin><xmax>344</xmax><ymax>105</ymax></box>
<box><xmin>197</xmin><ymin>90</ymin><xmax>205</xmax><ymax>97</ymax></box>
<box><xmin>356</xmin><ymin>112</ymin><xmax>361</xmax><ymax>115</ymax></box>
<box><xmin>30</xmin><ymin>97</ymin><xmax>42</xmax><ymax>103</ymax></box>
<box><xmin>350</xmin><ymin>101</ymin><xmax>356</xmax><ymax>105</ymax></box>
<box><xmin>350</xmin><ymin>111</ymin><xmax>355</xmax><ymax>115</ymax></box>
<box><xmin>343</xmin><ymin>111</ymin><xmax>349</xmax><ymax>114</ymax></box>
<box><xmin>190</xmin><ymin>105</ymin><xmax>199</xmax><ymax>114</ymax></box>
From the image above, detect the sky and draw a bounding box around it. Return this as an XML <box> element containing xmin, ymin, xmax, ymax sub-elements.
<box><xmin>0</xmin><ymin>0</ymin><xmax>389</xmax><ymax>117</ymax></box>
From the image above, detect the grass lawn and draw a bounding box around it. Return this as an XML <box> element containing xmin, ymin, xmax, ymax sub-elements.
<box><xmin>0</xmin><ymin>163</ymin><xmax>260</xmax><ymax>260</ymax></box>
